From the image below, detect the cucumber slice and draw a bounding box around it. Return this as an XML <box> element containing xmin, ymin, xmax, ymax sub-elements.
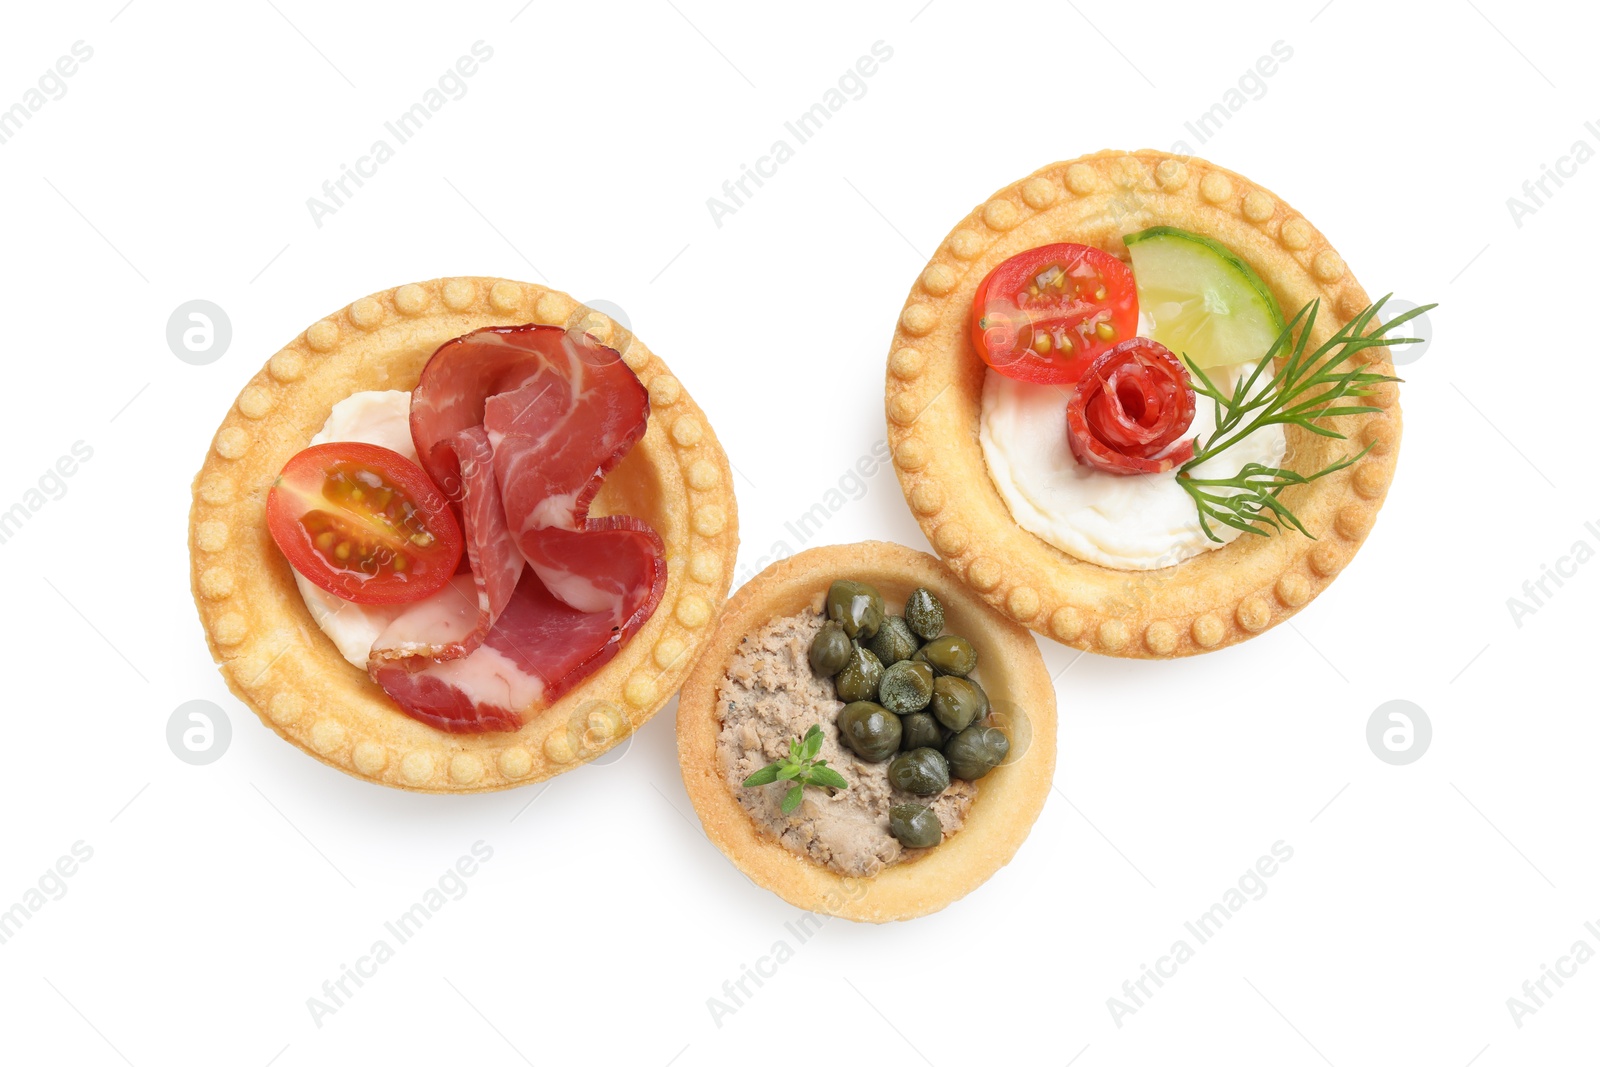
<box><xmin>1124</xmin><ymin>226</ymin><xmax>1287</xmax><ymax>370</ymax></box>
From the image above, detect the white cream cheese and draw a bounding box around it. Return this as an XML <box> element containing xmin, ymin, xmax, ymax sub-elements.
<box><xmin>292</xmin><ymin>390</ymin><xmax>417</xmax><ymax>668</ymax></box>
<box><xmin>979</xmin><ymin>357</ymin><xmax>1286</xmax><ymax>571</ymax></box>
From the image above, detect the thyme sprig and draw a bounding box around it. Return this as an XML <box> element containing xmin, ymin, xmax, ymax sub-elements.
<box><xmin>1178</xmin><ymin>294</ymin><xmax>1429</xmax><ymax>541</ymax></box>
<box><xmin>743</xmin><ymin>724</ymin><xmax>849</xmax><ymax>814</ymax></box>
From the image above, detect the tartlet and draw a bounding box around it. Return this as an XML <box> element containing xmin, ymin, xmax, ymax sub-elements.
<box><xmin>885</xmin><ymin>149</ymin><xmax>1402</xmax><ymax>657</ymax></box>
<box><xmin>189</xmin><ymin>277</ymin><xmax>739</xmax><ymax>793</ymax></box>
<box><xmin>677</xmin><ymin>541</ymin><xmax>1056</xmax><ymax>922</ymax></box>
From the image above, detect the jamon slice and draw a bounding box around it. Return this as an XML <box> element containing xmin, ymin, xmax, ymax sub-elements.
<box><xmin>370</xmin><ymin>557</ymin><xmax>666</xmax><ymax>734</ymax></box>
<box><xmin>369</xmin><ymin>324</ymin><xmax>666</xmax><ymax>732</ymax></box>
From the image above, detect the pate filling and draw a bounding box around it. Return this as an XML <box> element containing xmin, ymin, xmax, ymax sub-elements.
<box><xmin>716</xmin><ymin>610</ymin><xmax>975</xmax><ymax>878</ymax></box>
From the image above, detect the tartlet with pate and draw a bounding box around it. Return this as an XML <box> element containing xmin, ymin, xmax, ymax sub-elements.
<box><xmin>677</xmin><ymin>542</ymin><xmax>1056</xmax><ymax>923</ymax></box>
<box><xmin>190</xmin><ymin>277</ymin><xmax>738</xmax><ymax>792</ymax></box>
<box><xmin>886</xmin><ymin>149</ymin><xmax>1424</xmax><ymax>657</ymax></box>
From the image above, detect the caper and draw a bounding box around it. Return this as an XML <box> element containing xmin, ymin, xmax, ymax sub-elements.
<box><xmin>808</xmin><ymin>620</ymin><xmax>853</xmax><ymax>677</ymax></box>
<box><xmin>867</xmin><ymin>615</ymin><xmax>919</xmax><ymax>666</ymax></box>
<box><xmin>903</xmin><ymin>587</ymin><xmax>945</xmax><ymax>641</ymax></box>
<box><xmin>944</xmin><ymin>723</ymin><xmax>1010</xmax><ymax>780</ymax></box>
<box><xmin>888</xmin><ymin>747</ymin><xmax>951</xmax><ymax>796</ymax></box>
<box><xmin>836</xmin><ymin>701</ymin><xmax>902</xmax><ymax>762</ymax></box>
<box><xmin>826</xmin><ymin>580</ymin><xmax>885</xmax><ymax>640</ymax></box>
<box><xmin>878</xmin><ymin>659</ymin><xmax>934</xmax><ymax>715</ymax></box>
<box><xmin>833</xmin><ymin>645</ymin><xmax>884</xmax><ymax>703</ymax></box>
<box><xmin>899</xmin><ymin>711</ymin><xmax>945</xmax><ymax>752</ymax></box>
<box><xmin>915</xmin><ymin>634</ymin><xmax>977</xmax><ymax>677</ymax></box>
<box><xmin>929</xmin><ymin>674</ymin><xmax>987</xmax><ymax>732</ymax></box>
<box><xmin>888</xmin><ymin>803</ymin><xmax>943</xmax><ymax>849</ymax></box>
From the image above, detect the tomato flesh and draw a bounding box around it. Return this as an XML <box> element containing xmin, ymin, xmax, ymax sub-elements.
<box><xmin>970</xmin><ymin>242</ymin><xmax>1139</xmax><ymax>383</ymax></box>
<box><xmin>266</xmin><ymin>442</ymin><xmax>464</xmax><ymax>605</ymax></box>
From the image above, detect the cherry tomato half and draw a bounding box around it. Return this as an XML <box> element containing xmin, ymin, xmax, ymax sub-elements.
<box><xmin>970</xmin><ymin>242</ymin><xmax>1140</xmax><ymax>383</ymax></box>
<box><xmin>266</xmin><ymin>442</ymin><xmax>464</xmax><ymax>605</ymax></box>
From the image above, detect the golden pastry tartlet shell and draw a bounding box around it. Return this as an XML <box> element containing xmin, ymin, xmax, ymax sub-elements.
<box><xmin>189</xmin><ymin>277</ymin><xmax>739</xmax><ymax>793</ymax></box>
<box><xmin>677</xmin><ymin>541</ymin><xmax>1057</xmax><ymax>923</ymax></box>
<box><xmin>886</xmin><ymin>149</ymin><xmax>1403</xmax><ymax>657</ymax></box>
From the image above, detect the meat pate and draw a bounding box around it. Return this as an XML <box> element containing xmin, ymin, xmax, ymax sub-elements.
<box><xmin>716</xmin><ymin>610</ymin><xmax>976</xmax><ymax>878</ymax></box>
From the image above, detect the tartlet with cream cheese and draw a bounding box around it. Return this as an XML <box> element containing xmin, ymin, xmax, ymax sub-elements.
<box><xmin>886</xmin><ymin>150</ymin><xmax>1408</xmax><ymax>657</ymax></box>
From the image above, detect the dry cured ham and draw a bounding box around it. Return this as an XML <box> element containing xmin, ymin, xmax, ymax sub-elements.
<box><xmin>369</xmin><ymin>324</ymin><xmax>665</xmax><ymax>732</ymax></box>
<box><xmin>1065</xmin><ymin>337</ymin><xmax>1197</xmax><ymax>475</ymax></box>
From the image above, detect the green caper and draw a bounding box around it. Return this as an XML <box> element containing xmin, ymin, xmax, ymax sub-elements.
<box><xmin>944</xmin><ymin>723</ymin><xmax>1010</xmax><ymax>780</ymax></box>
<box><xmin>867</xmin><ymin>615</ymin><xmax>919</xmax><ymax>666</ymax></box>
<box><xmin>888</xmin><ymin>803</ymin><xmax>943</xmax><ymax>849</ymax></box>
<box><xmin>836</xmin><ymin>701</ymin><xmax>902</xmax><ymax>762</ymax></box>
<box><xmin>826</xmin><ymin>580</ymin><xmax>885</xmax><ymax>640</ymax></box>
<box><xmin>833</xmin><ymin>645</ymin><xmax>884</xmax><ymax>703</ymax></box>
<box><xmin>929</xmin><ymin>674</ymin><xmax>987</xmax><ymax>732</ymax></box>
<box><xmin>888</xmin><ymin>747</ymin><xmax>951</xmax><ymax>796</ymax></box>
<box><xmin>878</xmin><ymin>659</ymin><xmax>934</xmax><ymax>715</ymax></box>
<box><xmin>899</xmin><ymin>711</ymin><xmax>945</xmax><ymax>751</ymax></box>
<box><xmin>915</xmin><ymin>634</ymin><xmax>977</xmax><ymax>677</ymax></box>
<box><xmin>903</xmin><ymin>587</ymin><xmax>945</xmax><ymax>641</ymax></box>
<box><xmin>808</xmin><ymin>620</ymin><xmax>853</xmax><ymax>677</ymax></box>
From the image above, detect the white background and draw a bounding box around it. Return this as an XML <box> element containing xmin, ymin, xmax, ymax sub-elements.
<box><xmin>0</xmin><ymin>1</ymin><xmax>1594</xmax><ymax>1064</ymax></box>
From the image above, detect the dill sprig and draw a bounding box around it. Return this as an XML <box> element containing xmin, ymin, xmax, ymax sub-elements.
<box><xmin>1178</xmin><ymin>294</ymin><xmax>1429</xmax><ymax>542</ymax></box>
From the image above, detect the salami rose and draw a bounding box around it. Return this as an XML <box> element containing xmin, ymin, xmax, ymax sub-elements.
<box><xmin>1066</xmin><ymin>338</ymin><xmax>1197</xmax><ymax>475</ymax></box>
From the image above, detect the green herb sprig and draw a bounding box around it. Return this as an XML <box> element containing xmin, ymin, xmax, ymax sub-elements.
<box><xmin>742</xmin><ymin>724</ymin><xmax>849</xmax><ymax>814</ymax></box>
<box><xmin>1178</xmin><ymin>294</ymin><xmax>1428</xmax><ymax>541</ymax></box>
